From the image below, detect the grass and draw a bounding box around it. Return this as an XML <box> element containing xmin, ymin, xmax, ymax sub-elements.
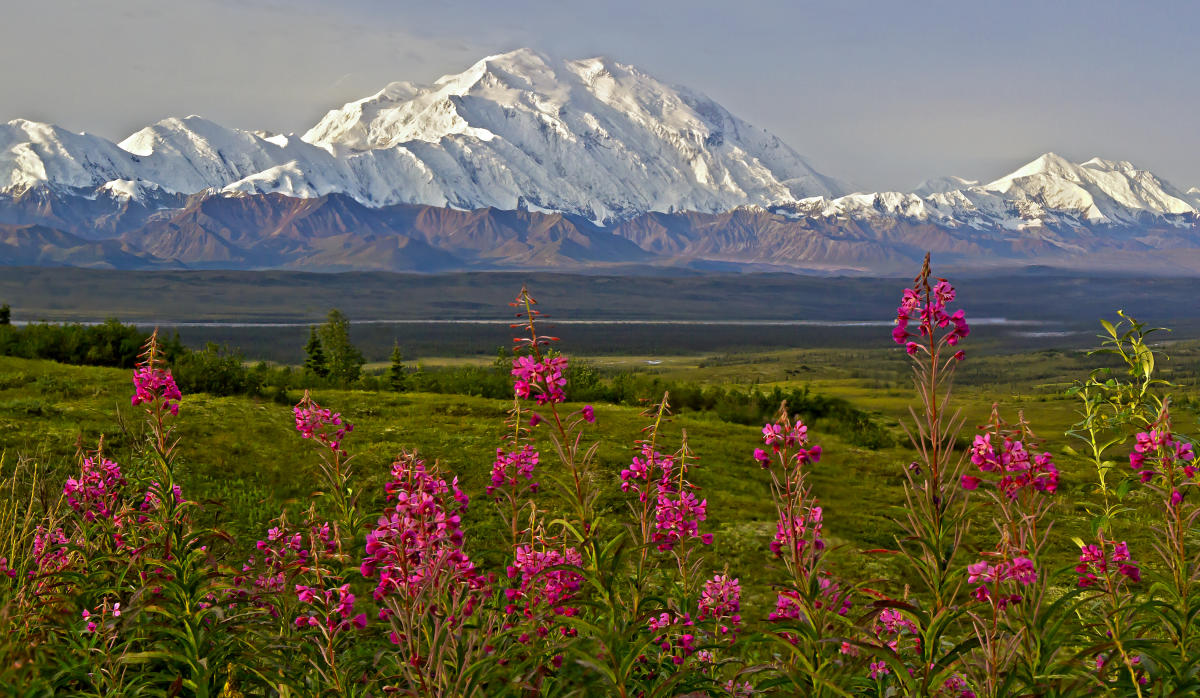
<box><xmin>4</xmin><ymin>340</ymin><xmax>1196</xmax><ymax>620</ymax></box>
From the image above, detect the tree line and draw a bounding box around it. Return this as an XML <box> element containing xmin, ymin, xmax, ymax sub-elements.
<box><xmin>0</xmin><ymin>302</ymin><xmax>892</xmax><ymax>447</ymax></box>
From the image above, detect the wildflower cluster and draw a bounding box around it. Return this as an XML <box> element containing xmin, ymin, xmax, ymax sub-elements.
<box><xmin>294</xmin><ymin>583</ymin><xmax>368</xmax><ymax>633</ymax></box>
<box><xmin>621</xmin><ymin>444</ymin><xmax>673</xmax><ymax>503</ymax></box>
<box><xmin>966</xmin><ymin>556</ymin><xmax>1036</xmax><ymax>607</ymax></box>
<box><xmin>503</xmin><ymin>542</ymin><xmax>584</xmax><ymax>636</ymax></box>
<box><xmin>647</xmin><ymin>612</ymin><xmax>698</xmax><ymax>665</ymax></box>
<box><xmin>868</xmin><ymin>609</ymin><xmax>920</xmax><ymax>679</ymax></box>
<box><xmin>756</xmin><ymin>412</ymin><xmax>824</xmax><ymax>569</ymax></box>
<box><xmin>131</xmin><ymin>364</ymin><xmax>182</xmax><ymax>416</ymax></box>
<box><xmin>653</xmin><ymin>485</ymin><xmax>711</xmax><ymax>551</ymax></box>
<box><xmin>63</xmin><ymin>456</ymin><xmax>125</xmax><ymax>523</ymax></box>
<box><xmin>80</xmin><ymin>598</ymin><xmax>121</xmax><ymax>633</ymax></box>
<box><xmin>233</xmin><ymin>523</ymin><xmax>313</xmax><ymax>612</ymax></box>
<box><xmin>1077</xmin><ymin>540</ymin><xmax>1141</xmax><ymax>588</ymax></box>
<box><xmin>1129</xmin><ymin>427</ymin><xmax>1195</xmax><ymax>483</ymax></box>
<box><xmin>361</xmin><ymin>452</ymin><xmax>487</xmax><ymax>615</ymax></box>
<box><xmin>294</xmin><ymin>394</ymin><xmax>354</xmax><ymax>455</ymax></box>
<box><xmin>961</xmin><ymin>432</ymin><xmax>1059</xmax><ymax>496</ymax></box>
<box><xmin>893</xmin><ymin>274</ymin><xmax>970</xmax><ymax>358</ymax></box>
<box><xmin>511</xmin><ymin>354</ymin><xmax>568</xmax><ymax>404</ymax></box>
<box><xmin>697</xmin><ymin>573</ymin><xmax>742</xmax><ymax>639</ymax></box>
<box><xmin>487</xmin><ymin>444</ymin><xmax>539</xmax><ymax>497</ymax></box>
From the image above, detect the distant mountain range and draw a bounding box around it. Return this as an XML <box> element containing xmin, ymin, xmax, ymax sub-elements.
<box><xmin>1</xmin><ymin>48</ymin><xmax>1197</xmax><ymax>273</ymax></box>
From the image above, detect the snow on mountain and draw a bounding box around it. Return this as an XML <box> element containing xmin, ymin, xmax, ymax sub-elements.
<box><xmin>913</xmin><ymin>176</ymin><xmax>978</xmax><ymax>196</ymax></box>
<box><xmin>776</xmin><ymin>153</ymin><xmax>1198</xmax><ymax>233</ymax></box>
<box><xmin>980</xmin><ymin>153</ymin><xmax>1196</xmax><ymax>224</ymax></box>
<box><xmin>300</xmin><ymin>48</ymin><xmax>845</xmax><ymax>219</ymax></box>
<box><xmin>1</xmin><ymin>50</ymin><xmax>1196</xmax><ymax>236</ymax></box>
<box><xmin>0</xmin><ymin>49</ymin><xmax>844</xmax><ymax>222</ymax></box>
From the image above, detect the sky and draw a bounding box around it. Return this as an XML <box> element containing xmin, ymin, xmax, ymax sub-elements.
<box><xmin>2</xmin><ymin>0</ymin><xmax>1197</xmax><ymax>192</ymax></box>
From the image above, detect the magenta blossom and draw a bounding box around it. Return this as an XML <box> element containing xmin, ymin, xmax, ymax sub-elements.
<box><xmin>131</xmin><ymin>365</ymin><xmax>182</xmax><ymax>416</ymax></box>
<box><xmin>360</xmin><ymin>452</ymin><xmax>489</xmax><ymax>618</ymax></box>
<box><xmin>504</xmin><ymin>543</ymin><xmax>584</xmax><ymax>635</ymax></box>
<box><xmin>1077</xmin><ymin>540</ymin><xmax>1141</xmax><ymax>587</ymax></box>
<box><xmin>964</xmin><ymin>433</ymin><xmax>1058</xmax><ymax>497</ymax></box>
<box><xmin>697</xmin><ymin>574</ymin><xmax>742</xmax><ymax>639</ymax></box>
<box><xmin>511</xmin><ymin>355</ymin><xmax>568</xmax><ymax>405</ymax></box>
<box><xmin>487</xmin><ymin>445</ymin><xmax>539</xmax><ymax>497</ymax></box>
<box><xmin>294</xmin><ymin>395</ymin><xmax>354</xmax><ymax>455</ymax></box>
<box><xmin>63</xmin><ymin>456</ymin><xmax>125</xmax><ymax>522</ymax></box>
<box><xmin>893</xmin><ymin>267</ymin><xmax>970</xmax><ymax>357</ymax></box>
<box><xmin>1129</xmin><ymin>428</ymin><xmax>1195</xmax><ymax>483</ymax></box>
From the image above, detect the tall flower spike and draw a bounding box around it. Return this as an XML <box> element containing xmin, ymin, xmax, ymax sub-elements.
<box><xmin>893</xmin><ymin>254</ymin><xmax>970</xmax><ymax>360</ymax></box>
<box><xmin>132</xmin><ymin>328</ymin><xmax>182</xmax><ymax>417</ymax></box>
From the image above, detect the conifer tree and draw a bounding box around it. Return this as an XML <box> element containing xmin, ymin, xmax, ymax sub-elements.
<box><xmin>0</xmin><ymin>303</ymin><xmax>10</xmax><ymax>325</ymax></box>
<box><xmin>317</xmin><ymin>309</ymin><xmax>364</xmax><ymax>384</ymax></box>
<box><xmin>303</xmin><ymin>325</ymin><xmax>329</xmax><ymax>378</ymax></box>
<box><xmin>388</xmin><ymin>341</ymin><xmax>407</xmax><ymax>391</ymax></box>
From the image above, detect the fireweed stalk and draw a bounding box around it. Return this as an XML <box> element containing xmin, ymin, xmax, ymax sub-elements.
<box><xmin>490</xmin><ymin>396</ymin><xmax>540</xmax><ymax>554</ymax></box>
<box><xmin>888</xmin><ymin>255</ymin><xmax>974</xmax><ymax>693</ymax></box>
<box><xmin>510</xmin><ymin>286</ymin><xmax>599</xmax><ymax>548</ymax></box>
<box><xmin>960</xmin><ymin>408</ymin><xmax>1060</xmax><ymax>697</ymax></box>
<box><xmin>1127</xmin><ymin>403</ymin><xmax>1199</xmax><ymax>687</ymax></box>
<box><xmin>294</xmin><ymin>391</ymin><xmax>362</xmax><ymax>531</ymax></box>
<box><xmin>365</xmin><ymin>449</ymin><xmax>497</xmax><ymax>695</ymax></box>
<box><xmin>754</xmin><ymin>404</ymin><xmax>856</xmax><ymax>692</ymax></box>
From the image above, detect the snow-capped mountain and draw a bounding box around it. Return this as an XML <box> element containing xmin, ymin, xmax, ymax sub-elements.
<box><xmin>0</xmin><ymin>49</ymin><xmax>845</xmax><ymax>223</ymax></box>
<box><xmin>780</xmin><ymin>153</ymin><xmax>1198</xmax><ymax>236</ymax></box>
<box><xmin>1</xmin><ymin>48</ymin><xmax>1198</xmax><ymax>274</ymax></box>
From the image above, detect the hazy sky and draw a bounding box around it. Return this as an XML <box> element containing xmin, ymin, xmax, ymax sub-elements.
<box><xmin>2</xmin><ymin>0</ymin><xmax>1197</xmax><ymax>191</ymax></box>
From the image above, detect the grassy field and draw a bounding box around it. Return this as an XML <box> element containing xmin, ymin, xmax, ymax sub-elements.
<box><xmin>4</xmin><ymin>336</ymin><xmax>1197</xmax><ymax>616</ymax></box>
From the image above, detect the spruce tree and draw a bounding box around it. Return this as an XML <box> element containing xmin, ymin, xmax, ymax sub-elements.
<box><xmin>388</xmin><ymin>341</ymin><xmax>407</xmax><ymax>391</ymax></box>
<box><xmin>318</xmin><ymin>309</ymin><xmax>364</xmax><ymax>384</ymax></box>
<box><xmin>0</xmin><ymin>304</ymin><xmax>10</xmax><ymax>325</ymax></box>
<box><xmin>303</xmin><ymin>325</ymin><xmax>329</xmax><ymax>378</ymax></box>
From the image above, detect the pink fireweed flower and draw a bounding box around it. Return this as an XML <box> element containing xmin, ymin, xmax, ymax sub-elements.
<box><xmin>487</xmin><ymin>445</ymin><xmax>539</xmax><ymax>497</ymax></box>
<box><xmin>893</xmin><ymin>262</ymin><xmax>970</xmax><ymax>358</ymax></box>
<box><xmin>293</xmin><ymin>394</ymin><xmax>354</xmax><ymax>455</ymax></box>
<box><xmin>963</xmin><ymin>433</ymin><xmax>1058</xmax><ymax>497</ymax></box>
<box><xmin>967</xmin><ymin>556</ymin><xmax>1037</xmax><ymax>603</ymax></box>
<box><xmin>697</xmin><ymin>574</ymin><xmax>742</xmax><ymax>638</ymax></box>
<box><xmin>504</xmin><ymin>543</ymin><xmax>584</xmax><ymax>634</ymax></box>
<box><xmin>581</xmin><ymin>405</ymin><xmax>595</xmax><ymax>423</ymax></box>
<box><xmin>620</xmin><ymin>445</ymin><xmax>673</xmax><ymax>503</ymax></box>
<box><xmin>771</xmin><ymin>506</ymin><xmax>825</xmax><ymax>559</ymax></box>
<box><xmin>759</xmin><ymin>417</ymin><xmax>817</xmax><ymax>463</ymax></box>
<box><xmin>131</xmin><ymin>365</ymin><xmax>182</xmax><ymax>416</ymax></box>
<box><xmin>1129</xmin><ymin>428</ymin><xmax>1195</xmax><ymax>484</ymax></box>
<box><xmin>31</xmin><ymin>527</ymin><xmax>70</xmax><ymax>577</ymax></box>
<box><xmin>767</xmin><ymin>578</ymin><xmax>851</xmax><ymax>625</ymax></box>
<box><xmin>293</xmin><ymin>583</ymin><xmax>369</xmax><ymax>633</ymax></box>
<box><xmin>360</xmin><ymin>452</ymin><xmax>489</xmax><ymax>616</ymax></box>
<box><xmin>63</xmin><ymin>456</ymin><xmax>125</xmax><ymax>522</ymax></box>
<box><xmin>653</xmin><ymin>488</ymin><xmax>711</xmax><ymax>551</ymax></box>
<box><xmin>1077</xmin><ymin>540</ymin><xmax>1141</xmax><ymax>587</ymax></box>
<box><xmin>646</xmin><ymin>612</ymin><xmax>697</xmax><ymax>665</ymax></box>
<box><xmin>511</xmin><ymin>355</ymin><xmax>568</xmax><ymax>405</ymax></box>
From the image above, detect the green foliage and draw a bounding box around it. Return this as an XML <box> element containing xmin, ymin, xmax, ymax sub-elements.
<box><xmin>388</xmin><ymin>342</ymin><xmax>406</xmax><ymax>392</ymax></box>
<box><xmin>303</xmin><ymin>325</ymin><xmax>329</xmax><ymax>378</ymax></box>
<box><xmin>0</xmin><ymin>303</ymin><xmax>10</xmax><ymax>325</ymax></box>
<box><xmin>0</xmin><ymin>318</ymin><xmax>152</xmax><ymax>368</ymax></box>
<box><xmin>317</xmin><ymin>309</ymin><xmax>364</xmax><ymax>385</ymax></box>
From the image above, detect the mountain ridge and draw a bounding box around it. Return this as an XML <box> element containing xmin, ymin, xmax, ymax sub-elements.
<box><xmin>1</xmin><ymin>49</ymin><xmax>1198</xmax><ymax>274</ymax></box>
